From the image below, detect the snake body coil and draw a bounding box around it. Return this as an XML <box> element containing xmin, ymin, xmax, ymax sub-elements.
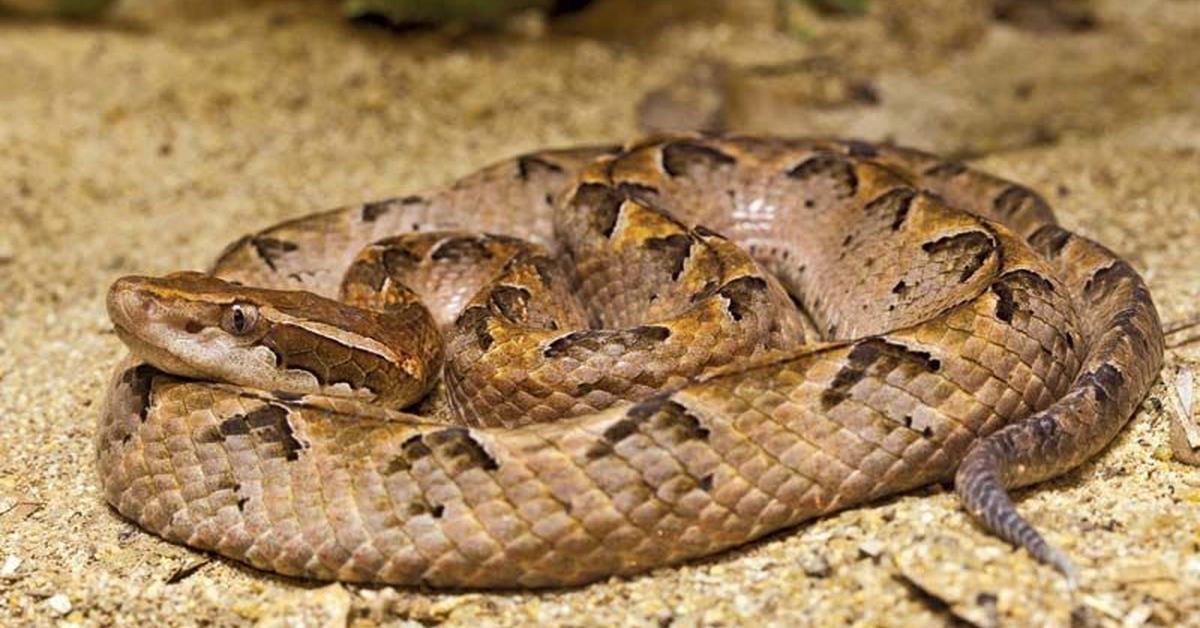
<box><xmin>98</xmin><ymin>136</ymin><xmax>1163</xmax><ymax>588</ymax></box>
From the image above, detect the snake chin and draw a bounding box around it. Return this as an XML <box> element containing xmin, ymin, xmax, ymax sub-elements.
<box><xmin>111</xmin><ymin>322</ymin><xmax>208</xmax><ymax>381</ymax></box>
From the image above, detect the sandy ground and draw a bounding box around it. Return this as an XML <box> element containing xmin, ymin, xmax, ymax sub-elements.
<box><xmin>1</xmin><ymin>0</ymin><xmax>1198</xmax><ymax>625</ymax></box>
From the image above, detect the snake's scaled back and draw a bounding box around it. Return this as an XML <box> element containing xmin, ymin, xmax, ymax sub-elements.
<box><xmin>98</xmin><ymin>136</ymin><xmax>1163</xmax><ymax>588</ymax></box>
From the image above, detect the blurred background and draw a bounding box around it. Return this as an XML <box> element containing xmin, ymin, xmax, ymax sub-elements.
<box><xmin>1</xmin><ymin>1</ymin><xmax>1198</xmax><ymax>626</ymax></box>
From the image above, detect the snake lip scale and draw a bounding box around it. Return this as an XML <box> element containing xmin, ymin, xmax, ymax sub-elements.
<box><xmin>98</xmin><ymin>135</ymin><xmax>1163</xmax><ymax>588</ymax></box>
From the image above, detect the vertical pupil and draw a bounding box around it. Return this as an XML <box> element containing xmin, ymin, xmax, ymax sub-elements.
<box><xmin>233</xmin><ymin>308</ymin><xmax>245</xmax><ymax>331</ymax></box>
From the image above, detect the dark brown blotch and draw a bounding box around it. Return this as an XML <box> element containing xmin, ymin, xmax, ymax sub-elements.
<box><xmin>247</xmin><ymin>405</ymin><xmax>305</xmax><ymax>461</ymax></box>
<box><xmin>1132</xmin><ymin>285</ymin><xmax>1154</xmax><ymax>308</ymax></box>
<box><xmin>786</xmin><ymin>153</ymin><xmax>859</xmax><ymax>198</ymax></box>
<box><xmin>585</xmin><ymin>440</ymin><xmax>613</xmax><ymax>460</ymax></box>
<box><xmin>993</xmin><ymin>185</ymin><xmax>1048</xmax><ymax>218</ymax></box>
<box><xmin>821</xmin><ymin>338</ymin><xmax>941</xmax><ymax>409</ymax></box>
<box><xmin>502</xmin><ymin>251</ymin><xmax>570</xmax><ymax>294</ymax></box>
<box><xmin>645</xmin><ymin>233</ymin><xmax>694</xmax><ymax>281</ymax></box>
<box><xmin>845</xmin><ymin>140</ymin><xmax>879</xmax><ymax>158</ymax></box>
<box><xmin>1028</xmin><ymin>224</ymin><xmax>1073</xmax><ymax>257</ymax></box>
<box><xmin>992</xmin><ymin>281</ymin><xmax>1016</xmax><ymax>323</ymax></box>
<box><xmin>431</xmin><ymin>235</ymin><xmax>493</xmax><ymax>263</ymax></box>
<box><xmin>1112</xmin><ymin>304</ymin><xmax>1153</xmax><ymax>357</ymax></box>
<box><xmin>361</xmin><ymin>200</ymin><xmax>393</xmax><ymax>222</ymax></box>
<box><xmin>1028</xmin><ymin>414</ymin><xmax>1061</xmax><ymax>442</ymax></box>
<box><xmin>991</xmin><ymin>269</ymin><xmax>1056</xmax><ymax>324</ymax></box>
<box><xmin>381</xmin><ymin>435</ymin><xmax>431</xmax><ymax>477</ymax></box>
<box><xmin>120</xmin><ymin>363</ymin><xmax>158</xmax><ymax>423</ymax></box>
<box><xmin>617</xmin><ymin>182</ymin><xmax>659</xmax><ymax>205</ymax></box>
<box><xmin>213</xmin><ymin>415</ymin><xmax>249</xmax><ymax>437</ymax></box>
<box><xmin>621</xmin><ymin>393</ymin><xmax>710</xmax><ymax>445</ymax></box>
<box><xmin>200</xmin><ymin>404</ymin><xmax>305</xmax><ymax>461</ymax></box>
<box><xmin>250</xmin><ymin>236</ymin><xmax>298</xmax><ymax>272</ymax></box>
<box><xmin>427</xmin><ymin>427</ymin><xmax>499</xmax><ymax>472</ymax></box>
<box><xmin>1081</xmin><ymin>363</ymin><xmax>1125</xmax><ymax>407</ymax></box>
<box><xmin>213</xmin><ymin>234</ymin><xmax>253</xmax><ymax>268</ymax></box>
<box><xmin>1004</xmin><ymin>269</ymin><xmax>1056</xmax><ymax>293</ymax></box>
<box><xmin>690</xmin><ymin>278</ymin><xmax>720</xmax><ymax>304</ymax></box>
<box><xmin>921</xmin><ymin>231</ymin><xmax>996</xmax><ymax>282</ymax></box>
<box><xmin>717</xmin><ymin>276</ymin><xmax>769</xmax><ymax>322</ymax></box>
<box><xmin>923</xmin><ymin>161</ymin><xmax>967</xmax><ymax>177</ymax></box>
<box><xmin>382</xmin><ymin>244</ymin><xmax>422</xmax><ymax>275</ymax></box>
<box><xmin>661</xmin><ymin>141</ymin><xmax>737</xmax><ymax>177</ymax></box>
<box><xmin>648</xmin><ymin>399</ymin><xmax>710</xmax><ymax>444</ymax></box>
<box><xmin>488</xmin><ymin>285</ymin><xmax>532</xmax><ymax>324</ymax></box>
<box><xmin>865</xmin><ymin>188</ymin><xmax>917</xmax><ymax>231</ymax></box>
<box><xmin>516</xmin><ymin>154</ymin><xmax>564</xmax><ymax>180</ymax></box>
<box><xmin>455</xmin><ymin>305</ymin><xmax>494</xmax><ymax>351</ymax></box>
<box><xmin>602</xmin><ymin>418</ymin><xmax>640</xmax><ymax>445</ymax></box>
<box><xmin>402</xmin><ymin>433</ymin><xmax>433</xmax><ymax>459</ymax></box>
<box><xmin>344</xmin><ymin>258</ymin><xmax>389</xmax><ymax>292</ymax></box>
<box><xmin>571</xmin><ymin>183</ymin><xmax>623</xmax><ymax>238</ymax></box>
<box><xmin>1084</xmin><ymin>261</ymin><xmax>1139</xmax><ymax>301</ymax></box>
<box><xmin>526</xmin><ymin>255</ymin><xmax>562</xmax><ymax>287</ymax></box>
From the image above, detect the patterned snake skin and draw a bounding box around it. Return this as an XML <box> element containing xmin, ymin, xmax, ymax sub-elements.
<box><xmin>97</xmin><ymin>136</ymin><xmax>1164</xmax><ymax>588</ymax></box>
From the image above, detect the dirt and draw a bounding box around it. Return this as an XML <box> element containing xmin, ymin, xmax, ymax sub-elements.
<box><xmin>1</xmin><ymin>0</ymin><xmax>1197</xmax><ymax>625</ymax></box>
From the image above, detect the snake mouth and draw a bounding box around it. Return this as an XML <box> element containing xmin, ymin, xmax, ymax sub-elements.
<box><xmin>107</xmin><ymin>276</ymin><xmax>158</xmax><ymax>342</ymax></box>
<box><xmin>110</xmin><ymin>320</ymin><xmax>208</xmax><ymax>380</ymax></box>
<box><xmin>106</xmin><ymin>276</ymin><xmax>210</xmax><ymax>379</ymax></box>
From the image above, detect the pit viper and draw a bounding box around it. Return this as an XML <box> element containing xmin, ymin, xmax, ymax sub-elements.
<box><xmin>97</xmin><ymin>136</ymin><xmax>1164</xmax><ymax>588</ymax></box>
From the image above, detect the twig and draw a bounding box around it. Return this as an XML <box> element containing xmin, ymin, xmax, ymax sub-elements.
<box><xmin>1167</xmin><ymin>333</ymin><xmax>1200</xmax><ymax>350</ymax></box>
<box><xmin>1164</xmin><ymin>313</ymin><xmax>1200</xmax><ymax>336</ymax></box>
<box><xmin>165</xmin><ymin>558</ymin><xmax>212</xmax><ymax>584</ymax></box>
<box><xmin>1164</xmin><ymin>312</ymin><xmax>1200</xmax><ymax>348</ymax></box>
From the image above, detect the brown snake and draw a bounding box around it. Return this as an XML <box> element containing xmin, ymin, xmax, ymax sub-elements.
<box><xmin>98</xmin><ymin>136</ymin><xmax>1164</xmax><ymax>588</ymax></box>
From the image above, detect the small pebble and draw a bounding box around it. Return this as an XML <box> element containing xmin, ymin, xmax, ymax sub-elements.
<box><xmin>799</xmin><ymin>552</ymin><xmax>832</xmax><ymax>578</ymax></box>
<box><xmin>1183</xmin><ymin>556</ymin><xmax>1200</xmax><ymax>580</ymax></box>
<box><xmin>47</xmin><ymin>594</ymin><xmax>72</xmax><ymax>616</ymax></box>
<box><xmin>858</xmin><ymin>540</ymin><xmax>885</xmax><ymax>559</ymax></box>
<box><xmin>1123</xmin><ymin>603</ymin><xmax>1153</xmax><ymax>626</ymax></box>
<box><xmin>1175</xmin><ymin>367</ymin><xmax>1194</xmax><ymax>414</ymax></box>
<box><xmin>0</xmin><ymin>555</ymin><xmax>20</xmax><ymax>577</ymax></box>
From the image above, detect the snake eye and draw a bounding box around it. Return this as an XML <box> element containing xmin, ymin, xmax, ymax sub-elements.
<box><xmin>221</xmin><ymin>303</ymin><xmax>259</xmax><ymax>335</ymax></box>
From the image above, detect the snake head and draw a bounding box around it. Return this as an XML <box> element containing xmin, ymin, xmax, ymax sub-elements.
<box><xmin>106</xmin><ymin>271</ymin><xmax>280</xmax><ymax>385</ymax></box>
<box><xmin>107</xmin><ymin>271</ymin><xmax>440</xmax><ymax>406</ymax></box>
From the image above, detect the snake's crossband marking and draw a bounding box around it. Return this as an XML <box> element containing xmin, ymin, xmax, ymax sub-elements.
<box><xmin>99</xmin><ymin>135</ymin><xmax>1163</xmax><ymax>589</ymax></box>
<box><xmin>196</xmin><ymin>404</ymin><xmax>307</xmax><ymax>461</ymax></box>
<box><xmin>920</xmin><ymin>231</ymin><xmax>997</xmax><ymax>282</ymax></box>
<box><xmin>821</xmin><ymin>339</ymin><xmax>941</xmax><ymax>410</ymax></box>
<box><xmin>991</xmin><ymin>270</ymin><xmax>1056</xmax><ymax>323</ymax></box>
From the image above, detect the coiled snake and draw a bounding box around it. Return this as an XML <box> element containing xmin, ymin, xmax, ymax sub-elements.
<box><xmin>98</xmin><ymin>136</ymin><xmax>1164</xmax><ymax>588</ymax></box>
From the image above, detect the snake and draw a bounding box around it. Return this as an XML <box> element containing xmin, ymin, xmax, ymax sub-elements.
<box><xmin>97</xmin><ymin>135</ymin><xmax>1164</xmax><ymax>588</ymax></box>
